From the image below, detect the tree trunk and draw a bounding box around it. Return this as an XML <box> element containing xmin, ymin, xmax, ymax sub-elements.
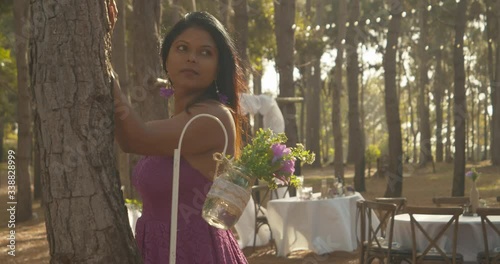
<box><xmin>233</xmin><ymin>0</ymin><xmax>249</xmax><ymax>83</ymax></box>
<box><xmin>274</xmin><ymin>0</ymin><xmax>299</xmax><ymax>147</ymax></box>
<box><xmin>486</xmin><ymin>1</ymin><xmax>495</xmax><ymax>161</ymax></box>
<box><xmin>483</xmin><ymin>97</ymin><xmax>489</xmax><ymax>160</ymax></box>
<box><xmin>346</xmin><ymin>0</ymin><xmax>365</xmax><ymax>192</ymax></box>
<box><xmin>409</xmin><ymin>83</ymin><xmax>418</xmax><ymax>163</ymax></box>
<box><xmin>14</xmin><ymin>0</ymin><xmax>32</xmax><ymax>223</ymax></box>
<box><xmin>382</xmin><ymin>1</ymin><xmax>403</xmax><ymax>197</ymax></box>
<box><xmin>130</xmin><ymin>0</ymin><xmax>167</xmax><ymax>121</ymax></box>
<box><xmin>0</xmin><ymin>117</ymin><xmax>4</xmax><ymax>162</ymax></box>
<box><xmin>169</xmin><ymin>0</ymin><xmax>182</xmax><ymax>26</ymax></box>
<box><xmin>434</xmin><ymin>49</ymin><xmax>444</xmax><ymax>162</ymax></box>
<box><xmin>332</xmin><ymin>0</ymin><xmax>347</xmax><ymax>178</ymax></box>
<box><xmin>217</xmin><ymin>0</ymin><xmax>232</xmax><ymax>28</ymax></box>
<box><xmin>492</xmin><ymin>0</ymin><xmax>500</xmax><ymax>165</ymax></box>
<box><xmin>112</xmin><ymin>0</ymin><xmax>132</xmax><ymax>199</ymax></box>
<box><xmin>29</xmin><ymin>1</ymin><xmax>141</xmax><ymax>262</ymax></box>
<box><xmin>452</xmin><ymin>0</ymin><xmax>467</xmax><ymax>196</ymax></box>
<box><xmin>307</xmin><ymin>57</ymin><xmax>321</xmax><ymax>168</ymax></box>
<box><xmin>445</xmin><ymin>86</ymin><xmax>453</xmax><ymax>162</ymax></box>
<box><xmin>34</xmin><ymin>124</ymin><xmax>42</xmax><ymax>200</ymax></box>
<box><xmin>417</xmin><ymin>0</ymin><xmax>432</xmax><ymax>167</ymax></box>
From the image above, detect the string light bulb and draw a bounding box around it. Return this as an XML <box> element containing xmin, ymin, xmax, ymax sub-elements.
<box><xmin>439</xmin><ymin>1</ymin><xmax>444</xmax><ymax>6</ymax></box>
<box><xmin>354</xmin><ymin>21</ymin><xmax>358</xmax><ymax>26</ymax></box>
<box><xmin>346</xmin><ymin>22</ymin><xmax>350</xmax><ymax>27</ymax></box>
<box><xmin>402</xmin><ymin>11</ymin><xmax>407</xmax><ymax>17</ymax></box>
<box><xmin>376</xmin><ymin>17</ymin><xmax>381</xmax><ymax>23</ymax></box>
<box><xmin>425</xmin><ymin>45</ymin><xmax>429</xmax><ymax>51</ymax></box>
<box><xmin>341</xmin><ymin>39</ymin><xmax>346</xmax><ymax>45</ymax></box>
<box><xmin>456</xmin><ymin>44</ymin><xmax>461</xmax><ymax>48</ymax></box>
<box><xmin>331</xmin><ymin>23</ymin><xmax>336</xmax><ymax>28</ymax></box>
<box><xmin>326</xmin><ymin>24</ymin><xmax>331</xmax><ymax>29</ymax></box>
<box><xmin>440</xmin><ymin>45</ymin><xmax>444</xmax><ymax>50</ymax></box>
<box><xmin>292</xmin><ymin>24</ymin><xmax>297</xmax><ymax>30</ymax></box>
<box><xmin>411</xmin><ymin>9</ymin><xmax>416</xmax><ymax>14</ymax></box>
<box><xmin>306</xmin><ymin>25</ymin><xmax>311</xmax><ymax>31</ymax></box>
<box><xmin>427</xmin><ymin>5</ymin><xmax>432</xmax><ymax>11</ymax></box>
<box><xmin>315</xmin><ymin>25</ymin><xmax>320</xmax><ymax>31</ymax></box>
<box><xmin>366</xmin><ymin>19</ymin><xmax>371</xmax><ymax>25</ymax></box>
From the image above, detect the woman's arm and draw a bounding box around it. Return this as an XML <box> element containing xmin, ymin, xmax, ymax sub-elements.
<box><xmin>112</xmin><ymin>75</ymin><xmax>235</xmax><ymax>157</ymax></box>
<box><xmin>112</xmin><ymin>74</ymin><xmax>148</xmax><ymax>153</ymax></box>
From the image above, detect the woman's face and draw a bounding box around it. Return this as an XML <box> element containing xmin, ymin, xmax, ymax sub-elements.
<box><xmin>166</xmin><ymin>27</ymin><xmax>219</xmax><ymax>95</ymax></box>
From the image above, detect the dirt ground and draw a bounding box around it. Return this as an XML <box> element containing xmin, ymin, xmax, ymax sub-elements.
<box><xmin>0</xmin><ymin>162</ymin><xmax>499</xmax><ymax>264</ymax></box>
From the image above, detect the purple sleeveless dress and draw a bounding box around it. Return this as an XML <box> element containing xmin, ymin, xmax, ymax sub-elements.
<box><xmin>132</xmin><ymin>155</ymin><xmax>248</xmax><ymax>264</ymax></box>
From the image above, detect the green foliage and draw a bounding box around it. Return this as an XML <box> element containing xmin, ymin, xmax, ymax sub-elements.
<box><xmin>365</xmin><ymin>144</ymin><xmax>381</xmax><ymax>166</ymax></box>
<box><xmin>235</xmin><ymin>129</ymin><xmax>315</xmax><ymax>189</ymax></box>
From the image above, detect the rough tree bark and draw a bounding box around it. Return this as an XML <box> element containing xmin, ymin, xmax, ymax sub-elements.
<box><xmin>452</xmin><ymin>0</ymin><xmax>467</xmax><ymax>196</ymax></box>
<box><xmin>29</xmin><ymin>0</ymin><xmax>141</xmax><ymax>262</ymax></box>
<box><xmin>383</xmin><ymin>0</ymin><xmax>403</xmax><ymax>197</ymax></box>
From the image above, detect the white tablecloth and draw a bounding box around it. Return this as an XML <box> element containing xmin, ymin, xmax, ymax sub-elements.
<box><xmin>267</xmin><ymin>192</ymin><xmax>367</xmax><ymax>256</ymax></box>
<box><xmin>393</xmin><ymin>214</ymin><xmax>500</xmax><ymax>263</ymax></box>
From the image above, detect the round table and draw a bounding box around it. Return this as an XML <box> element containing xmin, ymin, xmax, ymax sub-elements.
<box><xmin>392</xmin><ymin>214</ymin><xmax>500</xmax><ymax>263</ymax></box>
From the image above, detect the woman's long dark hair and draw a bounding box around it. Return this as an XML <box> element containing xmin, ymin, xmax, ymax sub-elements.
<box><xmin>161</xmin><ymin>11</ymin><xmax>247</xmax><ymax>154</ymax></box>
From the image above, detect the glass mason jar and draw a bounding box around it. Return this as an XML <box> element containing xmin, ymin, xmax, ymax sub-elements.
<box><xmin>202</xmin><ymin>164</ymin><xmax>253</xmax><ymax>230</ymax></box>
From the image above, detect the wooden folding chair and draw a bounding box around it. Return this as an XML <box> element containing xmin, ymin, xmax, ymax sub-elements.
<box><xmin>251</xmin><ymin>185</ymin><xmax>273</xmax><ymax>249</ymax></box>
<box><xmin>375</xmin><ymin>197</ymin><xmax>407</xmax><ymax>214</ymax></box>
<box><xmin>357</xmin><ymin>200</ymin><xmax>367</xmax><ymax>264</ymax></box>
<box><xmin>364</xmin><ymin>201</ymin><xmax>412</xmax><ymax>264</ymax></box>
<box><xmin>476</xmin><ymin>208</ymin><xmax>500</xmax><ymax>264</ymax></box>
<box><xmin>406</xmin><ymin>206</ymin><xmax>464</xmax><ymax>264</ymax></box>
<box><xmin>432</xmin><ymin>197</ymin><xmax>470</xmax><ymax>208</ymax></box>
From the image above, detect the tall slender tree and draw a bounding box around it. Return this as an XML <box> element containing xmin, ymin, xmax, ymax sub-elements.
<box><xmin>492</xmin><ymin>0</ymin><xmax>500</xmax><ymax>165</ymax></box>
<box><xmin>346</xmin><ymin>0</ymin><xmax>365</xmax><ymax>191</ymax></box>
<box><xmin>383</xmin><ymin>0</ymin><xmax>403</xmax><ymax>197</ymax></box>
<box><xmin>14</xmin><ymin>0</ymin><xmax>32</xmax><ymax>222</ymax></box>
<box><xmin>233</xmin><ymin>0</ymin><xmax>249</xmax><ymax>83</ymax></box>
<box><xmin>417</xmin><ymin>0</ymin><xmax>433</xmax><ymax>167</ymax></box>
<box><xmin>130</xmin><ymin>0</ymin><xmax>166</xmax><ymax>121</ymax></box>
<box><xmin>112</xmin><ymin>0</ymin><xmax>133</xmax><ymax>199</ymax></box>
<box><xmin>452</xmin><ymin>0</ymin><xmax>467</xmax><ymax>196</ymax></box>
<box><xmin>434</xmin><ymin>48</ymin><xmax>444</xmax><ymax>162</ymax></box>
<box><xmin>332</xmin><ymin>0</ymin><xmax>347</xmax><ymax>177</ymax></box>
<box><xmin>30</xmin><ymin>0</ymin><xmax>141</xmax><ymax>262</ymax></box>
<box><xmin>274</xmin><ymin>0</ymin><xmax>299</xmax><ymax>147</ymax></box>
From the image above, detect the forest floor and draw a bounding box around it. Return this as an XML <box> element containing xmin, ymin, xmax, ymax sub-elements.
<box><xmin>0</xmin><ymin>161</ymin><xmax>499</xmax><ymax>264</ymax></box>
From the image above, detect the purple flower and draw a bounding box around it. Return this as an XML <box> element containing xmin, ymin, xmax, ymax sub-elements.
<box><xmin>271</xmin><ymin>144</ymin><xmax>291</xmax><ymax>163</ymax></box>
<box><xmin>218</xmin><ymin>93</ymin><xmax>229</xmax><ymax>104</ymax></box>
<box><xmin>160</xmin><ymin>87</ymin><xmax>174</xmax><ymax>98</ymax></box>
<box><xmin>280</xmin><ymin>159</ymin><xmax>295</xmax><ymax>175</ymax></box>
<box><xmin>465</xmin><ymin>171</ymin><xmax>474</xmax><ymax>178</ymax></box>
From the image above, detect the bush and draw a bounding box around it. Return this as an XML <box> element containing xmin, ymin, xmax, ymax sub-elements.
<box><xmin>365</xmin><ymin>145</ymin><xmax>381</xmax><ymax>176</ymax></box>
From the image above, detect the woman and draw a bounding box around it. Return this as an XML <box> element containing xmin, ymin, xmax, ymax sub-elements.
<box><xmin>111</xmin><ymin>8</ymin><xmax>248</xmax><ymax>264</ymax></box>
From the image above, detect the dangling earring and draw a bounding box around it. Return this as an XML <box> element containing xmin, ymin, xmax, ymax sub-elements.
<box><xmin>215</xmin><ymin>80</ymin><xmax>228</xmax><ymax>104</ymax></box>
<box><xmin>160</xmin><ymin>77</ymin><xmax>175</xmax><ymax>99</ymax></box>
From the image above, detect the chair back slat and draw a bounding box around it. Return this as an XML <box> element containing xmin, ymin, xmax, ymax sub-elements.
<box><xmin>375</xmin><ymin>197</ymin><xmax>407</xmax><ymax>214</ymax></box>
<box><xmin>364</xmin><ymin>200</ymin><xmax>398</xmax><ymax>263</ymax></box>
<box><xmin>432</xmin><ymin>196</ymin><xmax>470</xmax><ymax>208</ymax></box>
<box><xmin>406</xmin><ymin>206</ymin><xmax>462</xmax><ymax>264</ymax></box>
<box><xmin>476</xmin><ymin>208</ymin><xmax>500</xmax><ymax>263</ymax></box>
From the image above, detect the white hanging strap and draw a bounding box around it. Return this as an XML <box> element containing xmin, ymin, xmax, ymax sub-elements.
<box><xmin>169</xmin><ymin>114</ymin><xmax>228</xmax><ymax>264</ymax></box>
